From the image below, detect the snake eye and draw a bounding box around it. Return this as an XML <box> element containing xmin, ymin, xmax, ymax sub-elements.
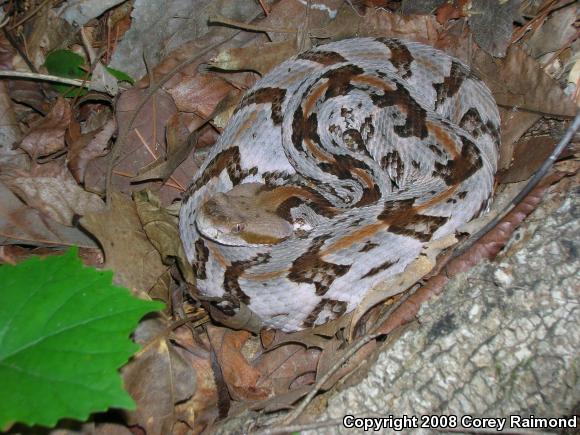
<box><xmin>232</xmin><ymin>223</ymin><xmax>245</xmax><ymax>233</ymax></box>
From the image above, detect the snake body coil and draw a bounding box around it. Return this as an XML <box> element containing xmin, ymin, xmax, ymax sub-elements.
<box><xmin>179</xmin><ymin>38</ymin><xmax>500</xmax><ymax>332</ymax></box>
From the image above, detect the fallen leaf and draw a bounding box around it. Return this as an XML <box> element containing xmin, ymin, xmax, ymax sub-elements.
<box><xmin>68</xmin><ymin>118</ymin><xmax>115</xmax><ymax>183</ymax></box>
<box><xmin>133</xmin><ymin>189</ymin><xmax>195</xmax><ymax>284</ymax></box>
<box><xmin>79</xmin><ymin>191</ymin><xmax>168</xmax><ymax>293</ymax></box>
<box><xmin>18</xmin><ymin>96</ymin><xmax>72</xmax><ymax>159</ymax></box>
<box><xmin>473</xmin><ymin>44</ymin><xmax>577</xmax><ymax>117</ymax></box>
<box><xmin>5</xmin><ymin>163</ymin><xmax>105</xmax><ymax>226</ymax></box>
<box><xmin>498</xmin><ymin>135</ymin><xmax>558</xmax><ymax>183</ymax></box>
<box><xmin>207</xmin><ymin>326</ymin><xmax>272</xmax><ymax>402</ymax></box>
<box><xmin>131</xmin><ymin>114</ymin><xmax>193</xmax><ymax>183</ymax></box>
<box><xmin>0</xmin><ymin>180</ymin><xmax>96</xmax><ymax>248</ymax></box>
<box><xmin>168</xmin><ymin>72</ymin><xmax>235</xmax><ymax>119</ymax></box>
<box><xmin>123</xmin><ymin>317</ymin><xmax>197</xmax><ymax>435</ymax></box>
<box><xmin>253</xmin><ymin>344</ymin><xmax>321</xmax><ymax>394</ymax></box>
<box><xmin>469</xmin><ymin>0</ymin><xmax>520</xmax><ymax>57</ymax></box>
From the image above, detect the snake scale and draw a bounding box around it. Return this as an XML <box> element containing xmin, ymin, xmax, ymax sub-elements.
<box><xmin>179</xmin><ymin>38</ymin><xmax>500</xmax><ymax>332</ymax></box>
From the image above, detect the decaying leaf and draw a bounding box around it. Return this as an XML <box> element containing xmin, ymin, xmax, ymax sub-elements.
<box><xmin>68</xmin><ymin>118</ymin><xmax>116</xmax><ymax>183</ymax></box>
<box><xmin>5</xmin><ymin>163</ymin><xmax>105</xmax><ymax>226</ymax></box>
<box><xmin>0</xmin><ymin>180</ymin><xmax>96</xmax><ymax>248</ymax></box>
<box><xmin>131</xmin><ymin>114</ymin><xmax>193</xmax><ymax>183</ymax></box>
<box><xmin>0</xmin><ymin>82</ymin><xmax>28</xmax><ymax>173</ymax></box>
<box><xmin>18</xmin><ymin>96</ymin><xmax>72</xmax><ymax>159</ymax></box>
<box><xmin>473</xmin><ymin>44</ymin><xmax>577</xmax><ymax>117</ymax></box>
<box><xmin>123</xmin><ymin>318</ymin><xmax>197</xmax><ymax>434</ymax></box>
<box><xmin>469</xmin><ymin>0</ymin><xmax>520</xmax><ymax>57</ymax></box>
<box><xmin>79</xmin><ymin>191</ymin><xmax>168</xmax><ymax>293</ymax></box>
<box><xmin>133</xmin><ymin>189</ymin><xmax>194</xmax><ymax>284</ymax></box>
<box><xmin>207</xmin><ymin>326</ymin><xmax>272</xmax><ymax>402</ymax></box>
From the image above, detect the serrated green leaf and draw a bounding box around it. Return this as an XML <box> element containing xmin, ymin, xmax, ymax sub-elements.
<box><xmin>105</xmin><ymin>67</ymin><xmax>135</xmax><ymax>85</ymax></box>
<box><xmin>0</xmin><ymin>248</ymin><xmax>164</xmax><ymax>430</ymax></box>
<box><xmin>44</xmin><ymin>50</ymin><xmax>88</xmax><ymax>97</ymax></box>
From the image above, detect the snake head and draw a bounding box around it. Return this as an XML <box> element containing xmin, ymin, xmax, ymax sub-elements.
<box><xmin>195</xmin><ymin>184</ymin><xmax>294</xmax><ymax>247</ymax></box>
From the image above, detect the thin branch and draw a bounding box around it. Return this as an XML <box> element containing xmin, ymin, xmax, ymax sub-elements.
<box><xmin>0</xmin><ymin>70</ymin><xmax>88</xmax><ymax>88</ymax></box>
<box><xmin>209</xmin><ymin>16</ymin><xmax>297</xmax><ymax>33</ymax></box>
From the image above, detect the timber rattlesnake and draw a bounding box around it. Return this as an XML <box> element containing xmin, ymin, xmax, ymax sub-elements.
<box><xmin>179</xmin><ymin>38</ymin><xmax>500</xmax><ymax>332</ymax></box>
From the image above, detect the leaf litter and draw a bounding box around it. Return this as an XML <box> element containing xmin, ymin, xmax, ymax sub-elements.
<box><xmin>0</xmin><ymin>0</ymin><xmax>578</xmax><ymax>433</ymax></box>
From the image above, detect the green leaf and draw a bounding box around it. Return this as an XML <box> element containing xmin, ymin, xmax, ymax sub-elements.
<box><xmin>0</xmin><ymin>248</ymin><xmax>164</xmax><ymax>430</ymax></box>
<box><xmin>105</xmin><ymin>67</ymin><xmax>135</xmax><ymax>85</ymax></box>
<box><xmin>44</xmin><ymin>50</ymin><xmax>86</xmax><ymax>79</ymax></box>
<box><xmin>44</xmin><ymin>50</ymin><xmax>88</xmax><ymax>96</ymax></box>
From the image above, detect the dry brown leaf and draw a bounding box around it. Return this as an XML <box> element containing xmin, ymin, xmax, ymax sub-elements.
<box><xmin>5</xmin><ymin>163</ymin><xmax>105</xmax><ymax>226</ymax></box>
<box><xmin>123</xmin><ymin>318</ymin><xmax>197</xmax><ymax>434</ymax></box>
<box><xmin>253</xmin><ymin>344</ymin><xmax>321</xmax><ymax>394</ymax></box>
<box><xmin>469</xmin><ymin>0</ymin><xmax>520</xmax><ymax>57</ymax></box>
<box><xmin>168</xmin><ymin>73</ymin><xmax>234</xmax><ymax>119</ymax></box>
<box><xmin>83</xmin><ymin>87</ymin><xmax>182</xmax><ymax>200</ymax></box>
<box><xmin>317</xmin><ymin>339</ymin><xmax>377</xmax><ymax>390</ymax></box>
<box><xmin>473</xmin><ymin>44</ymin><xmax>577</xmax><ymax>117</ymax></box>
<box><xmin>312</xmin><ymin>4</ymin><xmax>440</xmax><ymax>42</ymax></box>
<box><xmin>207</xmin><ymin>326</ymin><xmax>272</xmax><ymax>402</ymax></box>
<box><xmin>132</xmin><ymin>114</ymin><xmax>193</xmax><ymax>183</ymax></box>
<box><xmin>133</xmin><ymin>189</ymin><xmax>195</xmax><ymax>284</ymax></box>
<box><xmin>79</xmin><ymin>191</ymin><xmax>168</xmax><ymax>292</ymax></box>
<box><xmin>498</xmin><ymin>135</ymin><xmax>559</xmax><ymax>184</ymax></box>
<box><xmin>0</xmin><ymin>180</ymin><xmax>97</xmax><ymax>248</ymax></box>
<box><xmin>19</xmin><ymin>96</ymin><xmax>72</xmax><ymax>159</ymax></box>
<box><xmin>261</xmin><ymin>315</ymin><xmax>351</xmax><ymax>350</ymax></box>
<box><xmin>208</xmin><ymin>302</ymin><xmax>264</xmax><ymax>333</ymax></box>
<box><xmin>68</xmin><ymin>118</ymin><xmax>115</xmax><ymax>183</ymax></box>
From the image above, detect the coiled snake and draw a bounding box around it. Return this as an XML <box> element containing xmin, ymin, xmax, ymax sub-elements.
<box><xmin>179</xmin><ymin>38</ymin><xmax>500</xmax><ymax>332</ymax></box>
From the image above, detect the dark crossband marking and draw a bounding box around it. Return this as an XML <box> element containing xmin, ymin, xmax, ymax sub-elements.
<box><xmin>433</xmin><ymin>137</ymin><xmax>483</xmax><ymax>186</ymax></box>
<box><xmin>289</xmin><ymin>235</ymin><xmax>351</xmax><ymax>296</ymax></box>
<box><xmin>376</xmin><ymin>38</ymin><xmax>414</xmax><ymax>79</ymax></box>
<box><xmin>223</xmin><ymin>253</ymin><xmax>271</xmax><ymax>305</ymax></box>
<box><xmin>362</xmin><ymin>258</ymin><xmax>399</xmax><ymax>278</ymax></box>
<box><xmin>358</xmin><ymin>240</ymin><xmax>379</xmax><ymax>253</ymax></box>
<box><xmin>370</xmin><ymin>82</ymin><xmax>428</xmax><ymax>139</ymax></box>
<box><xmin>302</xmin><ymin>299</ymin><xmax>348</xmax><ymax>328</ymax></box>
<box><xmin>237</xmin><ymin>87</ymin><xmax>286</xmax><ymax>125</ymax></box>
<box><xmin>297</xmin><ymin>50</ymin><xmax>347</xmax><ymax>65</ymax></box>
<box><xmin>192</xmin><ymin>239</ymin><xmax>209</xmax><ymax>280</ymax></box>
<box><xmin>184</xmin><ymin>146</ymin><xmax>241</xmax><ymax>201</ymax></box>
<box><xmin>433</xmin><ymin>61</ymin><xmax>469</xmax><ymax>107</ymax></box>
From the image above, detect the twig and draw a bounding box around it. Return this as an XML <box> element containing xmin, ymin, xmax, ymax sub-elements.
<box><xmin>208</xmin><ymin>15</ymin><xmax>297</xmax><ymax>33</ymax></box>
<box><xmin>0</xmin><ymin>70</ymin><xmax>88</xmax><ymax>87</ymax></box>
<box><xmin>257</xmin><ymin>0</ymin><xmax>270</xmax><ymax>16</ymax></box>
